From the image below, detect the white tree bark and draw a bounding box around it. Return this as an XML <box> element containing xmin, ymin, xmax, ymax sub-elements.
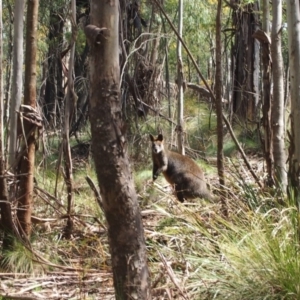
<box><xmin>9</xmin><ymin>0</ymin><xmax>25</xmax><ymax>168</ymax></box>
<box><xmin>262</xmin><ymin>0</ymin><xmax>270</xmax><ymax>33</ymax></box>
<box><xmin>62</xmin><ymin>0</ymin><xmax>76</xmax><ymax>237</ymax></box>
<box><xmin>286</xmin><ymin>0</ymin><xmax>300</xmax><ymax>193</ymax></box>
<box><xmin>260</xmin><ymin>0</ymin><xmax>274</xmax><ymax>185</ymax></box>
<box><xmin>271</xmin><ymin>0</ymin><xmax>287</xmax><ymax>190</ymax></box>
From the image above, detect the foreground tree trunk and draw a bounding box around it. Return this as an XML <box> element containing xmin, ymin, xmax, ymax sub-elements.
<box><xmin>286</xmin><ymin>0</ymin><xmax>300</xmax><ymax>199</ymax></box>
<box><xmin>85</xmin><ymin>1</ymin><xmax>151</xmax><ymax>299</ymax></box>
<box><xmin>17</xmin><ymin>0</ymin><xmax>39</xmax><ymax>238</ymax></box>
<box><xmin>271</xmin><ymin>0</ymin><xmax>287</xmax><ymax>191</ymax></box>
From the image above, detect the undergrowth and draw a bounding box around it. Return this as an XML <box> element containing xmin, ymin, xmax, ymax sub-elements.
<box><xmin>1</xmin><ymin>99</ymin><xmax>296</xmax><ymax>299</ymax></box>
<box><xmin>146</xmin><ymin>179</ymin><xmax>300</xmax><ymax>299</ymax></box>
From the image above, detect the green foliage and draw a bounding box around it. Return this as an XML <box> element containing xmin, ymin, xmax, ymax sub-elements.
<box><xmin>134</xmin><ymin>169</ymin><xmax>152</xmax><ymax>193</ymax></box>
<box><xmin>76</xmin><ymin>28</ymin><xmax>87</xmax><ymax>54</ymax></box>
<box><xmin>161</xmin><ymin>0</ymin><xmax>231</xmax><ymax>82</ymax></box>
<box><xmin>208</xmin><ymin>207</ymin><xmax>300</xmax><ymax>299</ymax></box>
<box><xmin>1</xmin><ymin>240</ymin><xmax>36</xmax><ymax>273</ymax></box>
<box><xmin>134</xmin><ymin>167</ymin><xmax>171</xmax><ymax>207</ymax></box>
<box><xmin>156</xmin><ymin>216</ymin><xmax>178</xmax><ymax>231</ymax></box>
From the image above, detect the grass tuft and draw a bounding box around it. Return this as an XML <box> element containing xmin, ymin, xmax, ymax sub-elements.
<box><xmin>1</xmin><ymin>240</ymin><xmax>36</xmax><ymax>273</ymax></box>
<box><xmin>146</xmin><ymin>189</ymin><xmax>300</xmax><ymax>299</ymax></box>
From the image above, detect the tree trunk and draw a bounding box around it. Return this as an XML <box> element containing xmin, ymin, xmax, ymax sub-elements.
<box><xmin>215</xmin><ymin>0</ymin><xmax>225</xmax><ymax>187</ymax></box>
<box><xmin>71</xmin><ymin>43</ymin><xmax>89</xmax><ymax>135</ymax></box>
<box><xmin>85</xmin><ymin>1</ymin><xmax>151</xmax><ymax>299</ymax></box>
<box><xmin>17</xmin><ymin>0</ymin><xmax>39</xmax><ymax>238</ymax></box>
<box><xmin>176</xmin><ymin>0</ymin><xmax>184</xmax><ymax>155</ymax></box>
<box><xmin>231</xmin><ymin>1</ymin><xmax>260</xmax><ymax>121</ymax></box>
<box><xmin>0</xmin><ymin>0</ymin><xmax>3</xmax><ymax>152</ymax></box>
<box><xmin>71</xmin><ymin>0</ymin><xmax>89</xmax><ymax>134</ymax></box>
<box><xmin>255</xmin><ymin>0</ymin><xmax>273</xmax><ymax>186</ymax></box>
<box><xmin>0</xmin><ymin>0</ymin><xmax>15</xmax><ymax>250</ymax></box>
<box><xmin>4</xmin><ymin>3</ymin><xmax>13</xmax><ymax>125</ymax></box>
<box><xmin>150</xmin><ymin>23</ymin><xmax>161</xmax><ymax>66</ymax></box>
<box><xmin>62</xmin><ymin>0</ymin><xmax>76</xmax><ymax>239</ymax></box>
<box><xmin>271</xmin><ymin>0</ymin><xmax>287</xmax><ymax>190</ymax></box>
<box><xmin>44</xmin><ymin>7</ymin><xmax>64</xmax><ymax>126</ymax></box>
<box><xmin>286</xmin><ymin>0</ymin><xmax>300</xmax><ymax>199</ymax></box>
<box><xmin>9</xmin><ymin>0</ymin><xmax>24</xmax><ymax>169</ymax></box>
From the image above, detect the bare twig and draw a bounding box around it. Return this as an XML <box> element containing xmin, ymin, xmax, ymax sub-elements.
<box><xmin>85</xmin><ymin>176</ymin><xmax>104</xmax><ymax>212</ymax></box>
<box><xmin>158</xmin><ymin>251</ymin><xmax>190</xmax><ymax>300</ymax></box>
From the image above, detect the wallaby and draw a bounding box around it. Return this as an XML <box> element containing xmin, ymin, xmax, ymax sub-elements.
<box><xmin>150</xmin><ymin>134</ymin><xmax>212</xmax><ymax>202</ymax></box>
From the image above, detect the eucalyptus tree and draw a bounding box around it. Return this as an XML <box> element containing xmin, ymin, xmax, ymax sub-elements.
<box><xmin>85</xmin><ymin>0</ymin><xmax>151</xmax><ymax>298</ymax></box>
<box><xmin>286</xmin><ymin>0</ymin><xmax>300</xmax><ymax>198</ymax></box>
<box><xmin>215</xmin><ymin>0</ymin><xmax>225</xmax><ymax>188</ymax></box>
<box><xmin>61</xmin><ymin>0</ymin><xmax>76</xmax><ymax>238</ymax></box>
<box><xmin>231</xmin><ymin>0</ymin><xmax>260</xmax><ymax>121</ymax></box>
<box><xmin>17</xmin><ymin>0</ymin><xmax>39</xmax><ymax>238</ymax></box>
<box><xmin>2</xmin><ymin>1</ymin><xmax>13</xmax><ymax>123</ymax></box>
<box><xmin>257</xmin><ymin>0</ymin><xmax>273</xmax><ymax>185</ymax></box>
<box><xmin>0</xmin><ymin>0</ymin><xmax>3</xmax><ymax>152</ymax></box>
<box><xmin>271</xmin><ymin>0</ymin><xmax>287</xmax><ymax>191</ymax></box>
<box><xmin>43</xmin><ymin>2</ymin><xmax>65</xmax><ymax>126</ymax></box>
<box><xmin>176</xmin><ymin>0</ymin><xmax>184</xmax><ymax>155</ymax></box>
<box><xmin>9</xmin><ymin>0</ymin><xmax>24</xmax><ymax>169</ymax></box>
<box><xmin>0</xmin><ymin>0</ymin><xmax>15</xmax><ymax>250</ymax></box>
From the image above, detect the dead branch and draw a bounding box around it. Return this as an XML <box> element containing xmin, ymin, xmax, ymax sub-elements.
<box><xmin>187</xmin><ymin>83</ymin><xmax>211</xmax><ymax>97</ymax></box>
<box><xmin>137</xmin><ymin>98</ymin><xmax>176</xmax><ymax>125</ymax></box>
<box><xmin>85</xmin><ymin>176</ymin><xmax>103</xmax><ymax>212</ymax></box>
<box><xmin>31</xmin><ymin>216</ymin><xmax>57</xmax><ymax>224</ymax></box>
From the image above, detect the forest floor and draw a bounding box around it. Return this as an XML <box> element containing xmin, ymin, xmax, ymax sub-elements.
<box><xmin>0</xmin><ymin>145</ymin><xmax>266</xmax><ymax>300</ymax></box>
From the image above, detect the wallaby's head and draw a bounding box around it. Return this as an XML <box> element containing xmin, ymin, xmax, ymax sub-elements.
<box><xmin>150</xmin><ymin>134</ymin><xmax>164</xmax><ymax>154</ymax></box>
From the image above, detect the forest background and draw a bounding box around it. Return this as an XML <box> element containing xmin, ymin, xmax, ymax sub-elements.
<box><xmin>0</xmin><ymin>0</ymin><xmax>300</xmax><ymax>299</ymax></box>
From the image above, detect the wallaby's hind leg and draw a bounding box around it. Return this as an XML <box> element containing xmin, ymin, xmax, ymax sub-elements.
<box><xmin>176</xmin><ymin>190</ymin><xmax>185</xmax><ymax>202</ymax></box>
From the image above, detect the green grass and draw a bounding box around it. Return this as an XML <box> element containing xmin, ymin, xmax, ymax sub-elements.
<box><xmin>3</xmin><ymin>98</ymin><xmax>296</xmax><ymax>299</ymax></box>
<box><xmin>141</xmin><ymin>142</ymin><xmax>298</xmax><ymax>300</ymax></box>
<box><xmin>146</xmin><ymin>193</ymin><xmax>300</xmax><ymax>299</ymax></box>
<box><xmin>1</xmin><ymin>240</ymin><xmax>37</xmax><ymax>273</ymax></box>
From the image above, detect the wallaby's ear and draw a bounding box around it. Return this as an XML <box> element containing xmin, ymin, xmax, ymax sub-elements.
<box><xmin>149</xmin><ymin>134</ymin><xmax>154</xmax><ymax>142</ymax></box>
<box><xmin>157</xmin><ymin>134</ymin><xmax>163</xmax><ymax>141</ymax></box>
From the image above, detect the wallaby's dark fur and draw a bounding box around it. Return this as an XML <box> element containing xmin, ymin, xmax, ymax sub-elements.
<box><xmin>150</xmin><ymin>134</ymin><xmax>212</xmax><ymax>202</ymax></box>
